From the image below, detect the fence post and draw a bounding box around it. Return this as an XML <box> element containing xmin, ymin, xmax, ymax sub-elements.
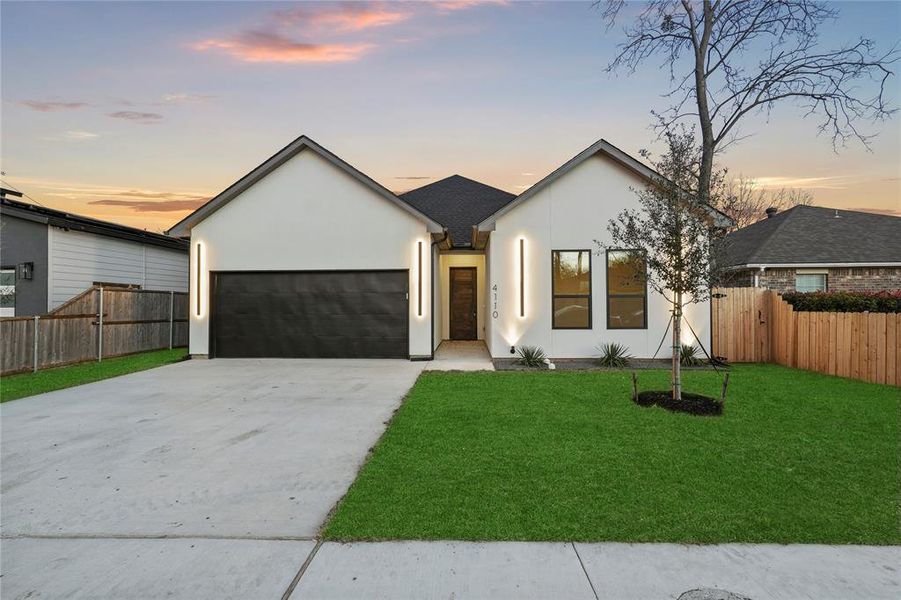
<box><xmin>98</xmin><ymin>286</ymin><xmax>104</xmax><ymax>362</ymax></box>
<box><xmin>169</xmin><ymin>291</ymin><xmax>174</xmax><ymax>349</ymax></box>
<box><xmin>32</xmin><ymin>315</ymin><xmax>39</xmax><ymax>373</ymax></box>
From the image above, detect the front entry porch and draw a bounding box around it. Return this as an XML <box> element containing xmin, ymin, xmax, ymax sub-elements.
<box><xmin>425</xmin><ymin>340</ymin><xmax>495</xmax><ymax>371</ymax></box>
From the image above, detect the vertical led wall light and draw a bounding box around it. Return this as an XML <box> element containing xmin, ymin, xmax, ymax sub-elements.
<box><xmin>417</xmin><ymin>240</ymin><xmax>423</xmax><ymax>317</ymax></box>
<box><xmin>519</xmin><ymin>238</ymin><xmax>525</xmax><ymax>317</ymax></box>
<box><xmin>195</xmin><ymin>242</ymin><xmax>202</xmax><ymax>317</ymax></box>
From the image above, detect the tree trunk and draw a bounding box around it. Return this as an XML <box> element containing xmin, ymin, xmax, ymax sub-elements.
<box><xmin>693</xmin><ymin>0</ymin><xmax>715</xmax><ymax>204</ymax></box>
<box><xmin>672</xmin><ymin>292</ymin><xmax>683</xmax><ymax>401</ymax></box>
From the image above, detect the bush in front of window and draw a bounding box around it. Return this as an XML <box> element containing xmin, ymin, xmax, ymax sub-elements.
<box><xmin>781</xmin><ymin>290</ymin><xmax>901</xmax><ymax>313</ymax></box>
<box><xmin>596</xmin><ymin>342</ymin><xmax>633</xmax><ymax>368</ymax></box>
<box><xmin>516</xmin><ymin>345</ymin><xmax>547</xmax><ymax>367</ymax></box>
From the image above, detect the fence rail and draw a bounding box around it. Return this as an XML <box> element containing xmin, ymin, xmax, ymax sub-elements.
<box><xmin>1</xmin><ymin>287</ymin><xmax>188</xmax><ymax>375</ymax></box>
<box><xmin>713</xmin><ymin>287</ymin><xmax>900</xmax><ymax>387</ymax></box>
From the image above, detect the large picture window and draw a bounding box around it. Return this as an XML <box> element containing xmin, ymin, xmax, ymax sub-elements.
<box><xmin>552</xmin><ymin>250</ymin><xmax>591</xmax><ymax>329</ymax></box>
<box><xmin>606</xmin><ymin>250</ymin><xmax>647</xmax><ymax>329</ymax></box>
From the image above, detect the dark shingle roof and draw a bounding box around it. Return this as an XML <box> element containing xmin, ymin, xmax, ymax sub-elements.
<box><xmin>1</xmin><ymin>196</ymin><xmax>189</xmax><ymax>252</ymax></box>
<box><xmin>399</xmin><ymin>175</ymin><xmax>516</xmax><ymax>247</ymax></box>
<box><xmin>723</xmin><ymin>205</ymin><xmax>901</xmax><ymax>266</ymax></box>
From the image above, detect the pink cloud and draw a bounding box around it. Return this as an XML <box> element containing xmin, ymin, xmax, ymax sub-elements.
<box><xmin>107</xmin><ymin>111</ymin><xmax>163</xmax><ymax>124</ymax></box>
<box><xmin>194</xmin><ymin>31</ymin><xmax>373</xmax><ymax>63</ymax></box>
<box><xmin>274</xmin><ymin>3</ymin><xmax>413</xmax><ymax>32</ymax></box>
<box><xmin>21</xmin><ymin>100</ymin><xmax>88</xmax><ymax>112</ymax></box>
<box><xmin>433</xmin><ymin>0</ymin><xmax>508</xmax><ymax>12</ymax></box>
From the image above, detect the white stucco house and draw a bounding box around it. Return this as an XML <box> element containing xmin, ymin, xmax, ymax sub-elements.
<box><xmin>168</xmin><ymin>135</ymin><xmax>729</xmax><ymax>361</ymax></box>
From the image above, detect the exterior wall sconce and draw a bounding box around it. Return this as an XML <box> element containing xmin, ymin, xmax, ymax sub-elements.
<box><xmin>417</xmin><ymin>240</ymin><xmax>423</xmax><ymax>317</ymax></box>
<box><xmin>519</xmin><ymin>238</ymin><xmax>525</xmax><ymax>318</ymax></box>
<box><xmin>195</xmin><ymin>242</ymin><xmax>202</xmax><ymax>317</ymax></box>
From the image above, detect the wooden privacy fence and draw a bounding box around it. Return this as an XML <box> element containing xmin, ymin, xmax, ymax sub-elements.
<box><xmin>1</xmin><ymin>287</ymin><xmax>188</xmax><ymax>375</ymax></box>
<box><xmin>712</xmin><ymin>287</ymin><xmax>900</xmax><ymax>386</ymax></box>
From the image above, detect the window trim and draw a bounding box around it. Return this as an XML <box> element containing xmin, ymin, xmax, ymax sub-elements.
<box><xmin>605</xmin><ymin>248</ymin><xmax>648</xmax><ymax>330</ymax></box>
<box><xmin>551</xmin><ymin>249</ymin><xmax>592</xmax><ymax>330</ymax></box>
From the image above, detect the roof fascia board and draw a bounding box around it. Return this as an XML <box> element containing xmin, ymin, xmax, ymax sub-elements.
<box><xmin>167</xmin><ymin>135</ymin><xmax>442</xmax><ymax>237</ymax></box>
<box><xmin>731</xmin><ymin>262</ymin><xmax>901</xmax><ymax>269</ymax></box>
<box><xmin>2</xmin><ymin>200</ymin><xmax>187</xmax><ymax>251</ymax></box>
<box><xmin>1</xmin><ymin>204</ymin><xmax>50</xmax><ymax>225</ymax></box>
<box><xmin>476</xmin><ymin>139</ymin><xmax>733</xmax><ymax>230</ymax></box>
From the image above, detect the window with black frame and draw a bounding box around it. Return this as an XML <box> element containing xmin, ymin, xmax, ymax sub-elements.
<box><xmin>551</xmin><ymin>250</ymin><xmax>591</xmax><ymax>329</ymax></box>
<box><xmin>606</xmin><ymin>250</ymin><xmax>647</xmax><ymax>329</ymax></box>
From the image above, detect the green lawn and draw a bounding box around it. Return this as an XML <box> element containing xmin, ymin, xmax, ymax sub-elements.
<box><xmin>1</xmin><ymin>348</ymin><xmax>188</xmax><ymax>403</ymax></box>
<box><xmin>324</xmin><ymin>365</ymin><xmax>900</xmax><ymax>544</ymax></box>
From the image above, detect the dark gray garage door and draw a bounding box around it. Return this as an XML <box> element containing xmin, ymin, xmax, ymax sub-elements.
<box><xmin>211</xmin><ymin>271</ymin><xmax>409</xmax><ymax>358</ymax></box>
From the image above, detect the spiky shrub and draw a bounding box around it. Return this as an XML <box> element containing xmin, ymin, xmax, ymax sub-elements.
<box><xmin>597</xmin><ymin>342</ymin><xmax>633</xmax><ymax>368</ymax></box>
<box><xmin>516</xmin><ymin>345</ymin><xmax>547</xmax><ymax>367</ymax></box>
<box><xmin>680</xmin><ymin>343</ymin><xmax>703</xmax><ymax>367</ymax></box>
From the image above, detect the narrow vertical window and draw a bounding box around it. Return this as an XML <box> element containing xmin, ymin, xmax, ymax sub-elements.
<box><xmin>606</xmin><ymin>250</ymin><xmax>647</xmax><ymax>329</ymax></box>
<box><xmin>552</xmin><ymin>250</ymin><xmax>591</xmax><ymax>329</ymax></box>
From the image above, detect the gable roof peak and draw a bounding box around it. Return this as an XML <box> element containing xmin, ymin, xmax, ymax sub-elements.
<box><xmin>167</xmin><ymin>134</ymin><xmax>442</xmax><ymax>236</ymax></box>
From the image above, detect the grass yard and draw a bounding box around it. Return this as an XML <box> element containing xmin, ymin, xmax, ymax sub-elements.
<box><xmin>324</xmin><ymin>365</ymin><xmax>900</xmax><ymax>544</ymax></box>
<box><xmin>0</xmin><ymin>348</ymin><xmax>188</xmax><ymax>403</ymax></box>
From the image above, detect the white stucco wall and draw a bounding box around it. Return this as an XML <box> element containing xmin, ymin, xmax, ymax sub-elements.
<box><xmin>189</xmin><ymin>148</ymin><xmax>432</xmax><ymax>357</ymax></box>
<box><xmin>439</xmin><ymin>252</ymin><xmax>487</xmax><ymax>341</ymax></box>
<box><xmin>486</xmin><ymin>152</ymin><xmax>711</xmax><ymax>359</ymax></box>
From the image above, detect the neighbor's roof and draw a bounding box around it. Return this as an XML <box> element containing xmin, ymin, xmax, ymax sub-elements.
<box><xmin>399</xmin><ymin>175</ymin><xmax>516</xmax><ymax>248</ymax></box>
<box><xmin>477</xmin><ymin>138</ymin><xmax>734</xmax><ymax>231</ymax></box>
<box><xmin>0</xmin><ymin>195</ymin><xmax>188</xmax><ymax>252</ymax></box>
<box><xmin>167</xmin><ymin>135</ymin><xmax>443</xmax><ymax>237</ymax></box>
<box><xmin>723</xmin><ymin>205</ymin><xmax>901</xmax><ymax>267</ymax></box>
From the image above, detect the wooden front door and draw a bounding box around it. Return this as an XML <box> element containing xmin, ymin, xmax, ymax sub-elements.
<box><xmin>449</xmin><ymin>267</ymin><xmax>477</xmax><ymax>340</ymax></box>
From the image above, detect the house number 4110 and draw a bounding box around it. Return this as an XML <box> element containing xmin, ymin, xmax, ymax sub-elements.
<box><xmin>492</xmin><ymin>284</ymin><xmax>499</xmax><ymax>319</ymax></box>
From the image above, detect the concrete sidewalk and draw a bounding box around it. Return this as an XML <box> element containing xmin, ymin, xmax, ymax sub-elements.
<box><xmin>287</xmin><ymin>541</ymin><xmax>901</xmax><ymax>600</ymax></box>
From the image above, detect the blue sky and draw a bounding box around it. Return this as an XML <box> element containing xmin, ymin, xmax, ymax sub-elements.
<box><xmin>2</xmin><ymin>1</ymin><xmax>899</xmax><ymax>231</ymax></box>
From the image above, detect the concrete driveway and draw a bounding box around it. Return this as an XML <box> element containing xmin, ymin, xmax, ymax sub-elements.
<box><xmin>0</xmin><ymin>358</ymin><xmax>424</xmax><ymax>599</ymax></box>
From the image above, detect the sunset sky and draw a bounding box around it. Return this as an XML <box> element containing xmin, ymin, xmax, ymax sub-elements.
<box><xmin>2</xmin><ymin>0</ymin><xmax>899</xmax><ymax>233</ymax></box>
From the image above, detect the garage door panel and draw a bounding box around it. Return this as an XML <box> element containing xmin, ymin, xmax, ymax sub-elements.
<box><xmin>218</xmin><ymin>293</ymin><xmax>407</xmax><ymax>320</ymax></box>
<box><xmin>212</xmin><ymin>271</ymin><xmax>409</xmax><ymax>358</ymax></box>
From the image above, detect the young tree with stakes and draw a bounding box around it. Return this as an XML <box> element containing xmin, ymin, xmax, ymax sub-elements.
<box><xmin>600</xmin><ymin>130</ymin><xmax>727</xmax><ymax>401</ymax></box>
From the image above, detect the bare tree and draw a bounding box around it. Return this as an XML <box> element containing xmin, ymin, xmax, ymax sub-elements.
<box><xmin>719</xmin><ymin>176</ymin><xmax>813</xmax><ymax>229</ymax></box>
<box><xmin>598</xmin><ymin>129</ymin><xmax>728</xmax><ymax>401</ymax></box>
<box><xmin>599</xmin><ymin>0</ymin><xmax>898</xmax><ymax>203</ymax></box>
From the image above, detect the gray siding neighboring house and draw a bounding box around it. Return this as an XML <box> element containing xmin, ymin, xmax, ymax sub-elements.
<box><xmin>1</xmin><ymin>193</ymin><xmax>189</xmax><ymax>317</ymax></box>
<box><xmin>722</xmin><ymin>205</ymin><xmax>901</xmax><ymax>293</ymax></box>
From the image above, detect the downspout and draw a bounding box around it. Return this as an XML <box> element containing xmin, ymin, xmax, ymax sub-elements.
<box><xmin>429</xmin><ymin>229</ymin><xmax>449</xmax><ymax>360</ymax></box>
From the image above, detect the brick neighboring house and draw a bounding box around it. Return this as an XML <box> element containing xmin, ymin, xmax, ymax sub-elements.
<box><xmin>722</xmin><ymin>205</ymin><xmax>901</xmax><ymax>293</ymax></box>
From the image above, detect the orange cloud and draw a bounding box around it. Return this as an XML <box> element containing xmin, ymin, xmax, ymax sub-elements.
<box><xmin>194</xmin><ymin>31</ymin><xmax>373</xmax><ymax>63</ymax></box>
<box><xmin>89</xmin><ymin>198</ymin><xmax>208</xmax><ymax>212</ymax></box>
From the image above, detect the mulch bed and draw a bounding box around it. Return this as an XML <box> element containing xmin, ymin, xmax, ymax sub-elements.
<box><xmin>634</xmin><ymin>390</ymin><xmax>723</xmax><ymax>416</ymax></box>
